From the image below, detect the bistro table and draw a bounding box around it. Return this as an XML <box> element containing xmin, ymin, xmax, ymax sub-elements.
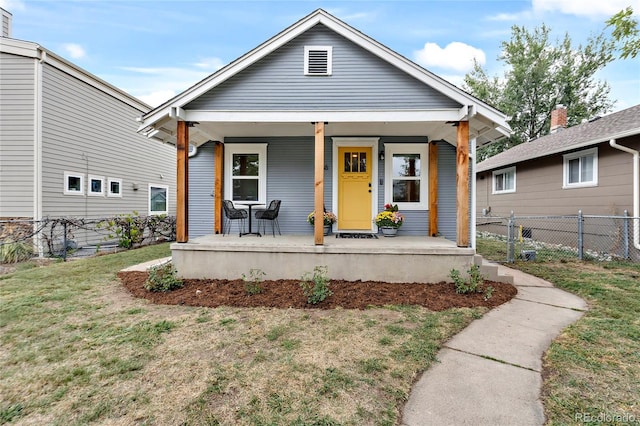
<box><xmin>236</xmin><ymin>201</ymin><xmax>265</xmax><ymax>237</ymax></box>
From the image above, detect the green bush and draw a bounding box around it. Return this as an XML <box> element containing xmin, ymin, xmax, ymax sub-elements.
<box><xmin>449</xmin><ymin>265</ymin><xmax>484</xmax><ymax>294</ymax></box>
<box><xmin>144</xmin><ymin>262</ymin><xmax>183</xmax><ymax>292</ymax></box>
<box><xmin>242</xmin><ymin>268</ymin><xmax>265</xmax><ymax>295</ymax></box>
<box><xmin>0</xmin><ymin>241</ymin><xmax>33</xmax><ymax>264</ymax></box>
<box><xmin>299</xmin><ymin>265</ymin><xmax>332</xmax><ymax>304</ymax></box>
<box><xmin>99</xmin><ymin>212</ymin><xmax>145</xmax><ymax>248</ymax></box>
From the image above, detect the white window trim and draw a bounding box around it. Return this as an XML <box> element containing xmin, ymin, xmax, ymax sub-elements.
<box><xmin>148</xmin><ymin>184</ymin><xmax>169</xmax><ymax>216</ymax></box>
<box><xmin>304</xmin><ymin>45</ymin><xmax>333</xmax><ymax>76</ymax></box>
<box><xmin>492</xmin><ymin>166</ymin><xmax>516</xmax><ymax>194</ymax></box>
<box><xmin>63</xmin><ymin>171</ymin><xmax>84</xmax><ymax>196</ymax></box>
<box><xmin>107</xmin><ymin>178</ymin><xmax>123</xmax><ymax>198</ymax></box>
<box><xmin>224</xmin><ymin>143</ymin><xmax>268</xmax><ymax>205</ymax></box>
<box><xmin>563</xmin><ymin>147</ymin><xmax>598</xmax><ymax>189</ymax></box>
<box><xmin>384</xmin><ymin>143</ymin><xmax>429</xmax><ymax>210</ymax></box>
<box><xmin>88</xmin><ymin>175</ymin><xmax>105</xmax><ymax>197</ymax></box>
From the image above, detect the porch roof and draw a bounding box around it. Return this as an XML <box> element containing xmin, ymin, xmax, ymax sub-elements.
<box><xmin>137</xmin><ymin>9</ymin><xmax>510</xmax><ymax>147</ymax></box>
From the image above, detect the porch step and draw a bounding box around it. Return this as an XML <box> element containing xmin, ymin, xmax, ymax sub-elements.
<box><xmin>474</xmin><ymin>255</ymin><xmax>514</xmax><ymax>285</ymax></box>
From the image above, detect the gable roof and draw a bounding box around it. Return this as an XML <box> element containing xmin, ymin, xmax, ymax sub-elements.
<box><xmin>477</xmin><ymin>104</ymin><xmax>640</xmax><ymax>173</ymax></box>
<box><xmin>138</xmin><ymin>9</ymin><xmax>510</xmax><ymax>144</ymax></box>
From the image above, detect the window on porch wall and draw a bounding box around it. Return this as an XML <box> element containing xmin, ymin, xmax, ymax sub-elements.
<box><xmin>224</xmin><ymin>143</ymin><xmax>267</xmax><ymax>204</ymax></box>
<box><xmin>384</xmin><ymin>143</ymin><xmax>428</xmax><ymax>210</ymax></box>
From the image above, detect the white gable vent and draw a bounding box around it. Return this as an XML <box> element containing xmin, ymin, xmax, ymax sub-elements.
<box><xmin>304</xmin><ymin>46</ymin><xmax>332</xmax><ymax>76</ymax></box>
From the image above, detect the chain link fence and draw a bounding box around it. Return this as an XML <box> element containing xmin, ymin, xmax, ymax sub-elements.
<box><xmin>0</xmin><ymin>215</ymin><xmax>176</xmax><ymax>263</ymax></box>
<box><xmin>477</xmin><ymin>210</ymin><xmax>640</xmax><ymax>262</ymax></box>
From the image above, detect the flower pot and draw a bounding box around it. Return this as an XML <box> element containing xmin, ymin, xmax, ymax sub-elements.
<box><xmin>381</xmin><ymin>227</ymin><xmax>398</xmax><ymax>237</ymax></box>
<box><xmin>323</xmin><ymin>225</ymin><xmax>331</xmax><ymax>235</ymax></box>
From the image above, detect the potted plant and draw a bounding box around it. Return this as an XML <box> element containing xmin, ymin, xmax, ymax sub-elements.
<box><xmin>307</xmin><ymin>211</ymin><xmax>337</xmax><ymax>235</ymax></box>
<box><xmin>375</xmin><ymin>203</ymin><xmax>404</xmax><ymax>237</ymax></box>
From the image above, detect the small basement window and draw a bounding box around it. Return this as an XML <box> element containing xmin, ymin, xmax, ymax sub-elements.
<box><xmin>63</xmin><ymin>172</ymin><xmax>84</xmax><ymax>195</ymax></box>
<box><xmin>304</xmin><ymin>46</ymin><xmax>332</xmax><ymax>76</ymax></box>
<box><xmin>88</xmin><ymin>175</ymin><xmax>105</xmax><ymax>196</ymax></box>
<box><xmin>108</xmin><ymin>178</ymin><xmax>122</xmax><ymax>197</ymax></box>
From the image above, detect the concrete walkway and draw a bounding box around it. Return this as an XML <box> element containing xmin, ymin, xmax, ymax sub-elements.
<box><xmin>402</xmin><ymin>261</ymin><xmax>587</xmax><ymax>425</ymax></box>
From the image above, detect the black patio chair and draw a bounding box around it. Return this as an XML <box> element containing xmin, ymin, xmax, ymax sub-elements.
<box><xmin>255</xmin><ymin>199</ymin><xmax>281</xmax><ymax>236</ymax></box>
<box><xmin>222</xmin><ymin>200</ymin><xmax>248</xmax><ymax>236</ymax></box>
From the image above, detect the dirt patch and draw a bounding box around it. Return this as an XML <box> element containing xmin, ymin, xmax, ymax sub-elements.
<box><xmin>118</xmin><ymin>271</ymin><xmax>517</xmax><ymax>311</ymax></box>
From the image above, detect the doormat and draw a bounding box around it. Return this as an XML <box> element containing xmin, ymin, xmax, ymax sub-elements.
<box><xmin>335</xmin><ymin>233</ymin><xmax>378</xmax><ymax>239</ymax></box>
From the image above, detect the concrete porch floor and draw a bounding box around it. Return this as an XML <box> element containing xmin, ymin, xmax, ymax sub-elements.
<box><xmin>171</xmin><ymin>234</ymin><xmax>475</xmax><ymax>283</ymax></box>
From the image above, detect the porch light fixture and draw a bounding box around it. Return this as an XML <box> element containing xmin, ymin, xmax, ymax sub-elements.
<box><xmin>379</xmin><ymin>151</ymin><xmax>385</xmax><ymax>161</ymax></box>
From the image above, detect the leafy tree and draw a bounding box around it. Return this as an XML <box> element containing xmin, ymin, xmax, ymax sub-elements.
<box><xmin>607</xmin><ymin>7</ymin><xmax>639</xmax><ymax>59</ymax></box>
<box><xmin>464</xmin><ymin>24</ymin><xmax>614</xmax><ymax>161</ymax></box>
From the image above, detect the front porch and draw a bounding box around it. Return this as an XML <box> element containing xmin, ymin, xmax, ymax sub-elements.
<box><xmin>171</xmin><ymin>234</ymin><xmax>475</xmax><ymax>283</ymax></box>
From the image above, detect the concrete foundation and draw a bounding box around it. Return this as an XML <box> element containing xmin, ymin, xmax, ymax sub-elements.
<box><xmin>171</xmin><ymin>235</ymin><xmax>475</xmax><ymax>283</ymax></box>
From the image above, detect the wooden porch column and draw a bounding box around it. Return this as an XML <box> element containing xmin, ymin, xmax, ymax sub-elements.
<box><xmin>176</xmin><ymin>120</ymin><xmax>189</xmax><ymax>243</ymax></box>
<box><xmin>314</xmin><ymin>122</ymin><xmax>325</xmax><ymax>245</ymax></box>
<box><xmin>456</xmin><ymin>121</ymin><xmax>469</xmax><ymax>247</ymax></box>
<box><xmin>213</xmin><ymin>141</ymin><xmax>224</xmax><ymax>234</ymax></box>
<box><xmin>429</xmin><ymin>141</ymin><xmax>438</xmax><ymax>237</ymax></box>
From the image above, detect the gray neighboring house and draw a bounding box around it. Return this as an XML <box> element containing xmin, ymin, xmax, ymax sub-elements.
<box><xmin>476</xmin><ymin>104</ymin><xmax>640</xmax><ymax>218</ymax></box>
<box><xmin>0</xmin><ymin>9</ymin><xmax>176</xmax><ymax>244</ymax></box>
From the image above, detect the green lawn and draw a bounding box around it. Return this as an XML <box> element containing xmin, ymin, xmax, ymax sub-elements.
<box><xmin>477</xmin><ymin>237</ymin><xmax>640</xmax><ymax>425</ymax></box>
<box><xmin>1</xmin><ymin>243</ymin><xmax>484</xmax><ymax>425</ymax></box>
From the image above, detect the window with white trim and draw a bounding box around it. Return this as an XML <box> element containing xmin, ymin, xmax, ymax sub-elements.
<box><xmin>492</xmin><ymin>167</ymin><xmax>516</xmax><ymax>194</ymax></box>
<box><xmin>149</xmin><ymin>184</ymin><xmax>168</xmax><ymax>215</ymax></box>
<box><xmin>304</xmin><ymin>46</ymin><xmax>332</xmax><ymax>76</ymax></box>
<box><xmin>563</xmin><ymin>148</ymin><xmax>598</xmax><ymax>188</ymax></box>
<box><xmin>384</xmin><ymin>143</ymin><xmax>429</xmax><ymax>210</ymax></box>
<box><xmin>88</xmin><ymin>175</ymin><xmax>104</xmax><ymax>196</ymax></box>
<box><xmin>63</xmin><ymin>172</ymin><xmax>84</xmax><ymax>195</ymax></box>
<box><xmin>225</xmin><ymin>144</ymin><xmax>267</xmax><ymax>204</ymax></box>
<box><xmin>108</xmin><ymin>178</ymin><xmax>122</xmax><ymax>197</ymax></box>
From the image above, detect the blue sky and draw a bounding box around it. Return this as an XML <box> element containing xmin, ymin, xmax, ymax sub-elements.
<box><xmin>2</xmin><ymin>0</ymin><xmax>639</xmax><ymax>111</ymax></box>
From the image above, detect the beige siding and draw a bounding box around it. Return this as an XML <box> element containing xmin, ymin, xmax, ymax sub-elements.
<box><xmin>477</xmin><ymin>136</ymin><xmax>639</xmax><ymax>218</ymax></box>
<box><xmin>0</xmin><ymin>52</ymin><xmax>35</xmax><ymax>218</ymax></box>
<box><xmin>40</xmin><ymin>64</ymin><xmax>176</xmax><ymax>220</ymax></box>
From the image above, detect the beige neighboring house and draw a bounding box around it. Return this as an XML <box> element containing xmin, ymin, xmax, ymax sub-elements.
<box><xmin>477</xmin><ymin>104</ymin><xmax>640</xmax><ymax>218</ymax></box>
<box><xmin>0</xmin><ymin>9</ymin><xmax>177</xmax><ymax>248</ymax></box>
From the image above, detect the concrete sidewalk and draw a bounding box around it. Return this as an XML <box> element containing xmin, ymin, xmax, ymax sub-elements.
<box><xmin>402</xmin><ymin>260</ymin><xmax>587</xmax><ymax>425</ymax></box>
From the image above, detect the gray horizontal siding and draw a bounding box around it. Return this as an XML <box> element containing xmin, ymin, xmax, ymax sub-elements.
<box><xmin>186</xmin><ymin>24</ymin><xmax>461</xmax><ymax>111</ymax></box>
<box><xmin>0</xmin><ymin>53</ymin><xmax>35</xmax><ymax>218</ymax></box>
<box><xmin>188</xmin><ymin>142</ymin><xmax>215</xmax><ymax>237</ymax></box>
<box><xmin>40</xmin><ymin>63</ymin><xmax>176</xmax><ymax>224</ymax></box>
<box><xmin>437</xmin><ymin>141</ymin><xmax>457</xmax><ymax>241</ymax></box>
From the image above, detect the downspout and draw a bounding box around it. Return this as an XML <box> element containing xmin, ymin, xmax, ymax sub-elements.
<box><xmin>609</xmin><ymin>139</ymin><xmax>640</xmax><ymax>250</ymax></box>
<box><xmin>470</xmin><ymin>137</ymin><xmax>477</xmax><ymax>249</ymax></box>
<box><xmin>34</xmin><ymin>48</ymin><xmax>45</xmax><ymax>256</ymax></box>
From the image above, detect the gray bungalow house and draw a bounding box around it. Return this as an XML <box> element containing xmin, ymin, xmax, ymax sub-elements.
<box><xmin>137</xmin><ymin>9</ymin><xmax>510</xmax><ymax>282</ymax></box>
<box><xmin>0</xmin><ymin>8</ymin><xmax>176</xmax><ymax>249</ymax></box>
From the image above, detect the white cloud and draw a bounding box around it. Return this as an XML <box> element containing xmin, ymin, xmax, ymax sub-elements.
<box><xmin>532</xmin><ymin>0</ymin><xmax>640</xmax><ymax>18</ymax></box>
<box><xmin>0</xmin><ymin>0</ymin><xmax>25</xmax><ymax>12</ymax></box>
<box><xmin>193</xmin><ymin>57</ymin><xmax>225</xmax><ymax>70</ymax></box>
<box><xmin>61</xmin><ymin>43</ymin><xmax>86</xmax><ymax>59</ymax></box>
<box><xmin>138</xmin><ymin>90</ymin><xmax>176</xmax><ymax>107</ymax></box>
<box><xmin>414</xmin><ymin>42</ymin><xmax>486</xmax><ymax>73</ymax></box>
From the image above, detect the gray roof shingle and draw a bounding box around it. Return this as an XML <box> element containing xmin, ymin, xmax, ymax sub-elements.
<box><xmin>477</xmin><ymin>104</ymin><xmax>640</xmax><ymax>172</ymax></box>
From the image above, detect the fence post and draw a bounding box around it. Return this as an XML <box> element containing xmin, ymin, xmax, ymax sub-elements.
<box><xmin>507</xmin><ymin>211</ymin><xmax>515</xmax><ymax>263</ymax></box>
<box><xmin>577</xmin><ymin>210</ymin><xmax>583</xmax><ymax>260</ymax></box>
<box><xmin>623</xmin><ymin>210</ymin><xmax>630</xmax><ymax>260</ymax></box>
<box><xmin>62</xmin><ymin>220</ymin><xmax>67</xmax><ymax>262</ymax></box>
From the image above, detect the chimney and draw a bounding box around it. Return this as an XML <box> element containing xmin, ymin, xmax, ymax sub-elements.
<box><xmin>550</xmin><ymin>104</ymin><xmax>567</xmax><ymax>133</ymax></box>
<box><xmin>1</xmin><ymin>8</ymin><xmax>12</xmax><ymax>38</ymax></box>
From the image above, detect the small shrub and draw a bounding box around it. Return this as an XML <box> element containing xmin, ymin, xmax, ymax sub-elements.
<box><xmin>98</xmin><ymin>212</ymin><xmax>144</xmax><ymax>248</ymax></box>
<box><xmin>242</xmin><ymin>268</ymin><xmax>265</xmax><ymax>295</ymax></box>
<box><xmin>299</xmin><ymin>265</ymin><xmax>332</xmax><ymax>305</ymax></box>
<box><xmin>0</xmin><ymin>241</ymin><xmax>33</xmax><ymax>264</ymax></box>
<box><xmin>450</xmin><ymin>265</ymin><xmax>485</xmax><ymax>294</ymax></box>
<box><xmin>144</xmin><ymin>262</ymin><xmax>183</xmax><ymax>292</ymax></box>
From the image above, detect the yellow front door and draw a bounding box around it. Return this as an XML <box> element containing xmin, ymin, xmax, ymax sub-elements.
<box><xmin>338</xmin><ymin>147</ymin><xmax>372</xmax><ymax>230</ymax></box>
